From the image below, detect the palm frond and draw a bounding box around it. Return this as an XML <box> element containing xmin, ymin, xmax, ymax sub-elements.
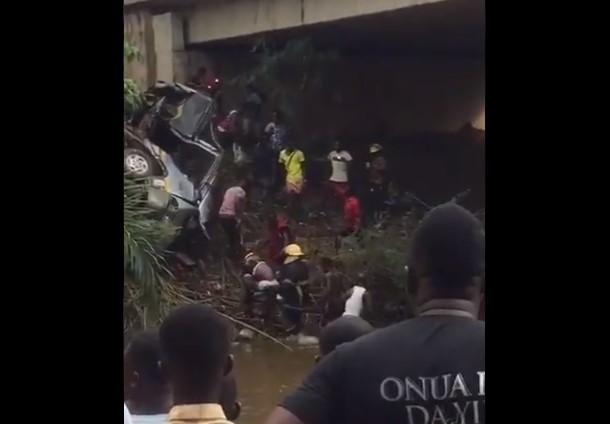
<box><xmin>123</xmin><ymin>175</ymin><xmax>177</xmax><ymax>328</ymax></box>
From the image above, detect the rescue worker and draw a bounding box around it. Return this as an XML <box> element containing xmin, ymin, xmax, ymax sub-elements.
<box><xmin>276</xmin><ymin>244</ymin><xmax>317</xmax><ymax>345</ymax></box>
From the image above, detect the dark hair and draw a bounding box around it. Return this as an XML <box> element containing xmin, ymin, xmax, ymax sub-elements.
<box><xmin>319</xmin><ymin>316</ymin><xmax>374</xmax><ymax>357</ymax></box>
<box><xmin>159</xmin><ymin>305</ymin><xmax>232</xmax><ymax>390</ymax></box>
<box><xmin>408</xmin><ymin>203</ymin><xmax>485</xmax><ymax>295</ymax></box>
<box><xmin>125</xmin><ymin>330</ymin><xmax>165</xmax><ymax>385</ymax></box>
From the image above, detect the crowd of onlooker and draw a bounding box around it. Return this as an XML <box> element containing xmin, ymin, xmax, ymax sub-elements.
<box><xmin>125</xmin><ymin>202</ymin><xmax>485</xmax><ymax>424</ymax></box>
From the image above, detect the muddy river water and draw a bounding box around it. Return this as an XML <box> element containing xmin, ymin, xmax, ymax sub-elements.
<box><xmin>232</xmin><ymin>340</ymin><xmax>317</xmax><ymax>424</ymax></box>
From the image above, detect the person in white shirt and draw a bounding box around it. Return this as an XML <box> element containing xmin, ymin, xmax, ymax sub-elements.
<box><xmin>327</xmin><ymin>140</ymin><xmax>353</xmax><ymax>202</ymax></box>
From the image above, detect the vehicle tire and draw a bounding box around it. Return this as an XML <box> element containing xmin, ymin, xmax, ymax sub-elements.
<box><xmin>124</xmin><ymin>148</ymin><xmax>155</xmax><ymax>176</ymax></box>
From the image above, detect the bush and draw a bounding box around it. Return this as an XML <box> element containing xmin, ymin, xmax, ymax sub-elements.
<box><xmin>335</xmin><ymin>222</ymin><xmax>415</xmax><ymax>326</ymax></box>
<box><xmin>123</xmin><ymin>176</ymin><xmax>178</xmax><ymax>331</ymax></box>
<box><xmin>123</xmin><ymin>41</ymin><xmax>144</xmax><ymax>120</ymax></box>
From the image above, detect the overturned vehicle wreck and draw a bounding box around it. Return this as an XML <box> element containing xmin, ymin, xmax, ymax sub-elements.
<box><xmin>124</xmin><ymin>82</ymin><xmax>223</xmax><ymax>266</ymax></box>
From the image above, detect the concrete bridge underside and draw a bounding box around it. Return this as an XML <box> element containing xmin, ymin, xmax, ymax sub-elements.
<box><xmin>124</xmin><ymin>0</ymin><xmax>485</xmax><ymax>130</ymax></box>
<box><xmin>125</xmin><ymin>0</ymin><xmax>450</xmax><ymax>45</ymax></box>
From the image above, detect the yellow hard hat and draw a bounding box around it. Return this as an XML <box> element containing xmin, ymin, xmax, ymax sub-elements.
<box><xmin>283</xmin><ymin>244</ymin><xmax>304</xmax><ymax>263</ymax></box>
<box><xmin>369</xmin><ymin>143</ymin><xmax>383</xmax><ymax>154</ymax></box>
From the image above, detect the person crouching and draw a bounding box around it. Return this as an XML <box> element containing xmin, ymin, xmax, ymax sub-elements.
<box><xmin>242</xmin><ymin>252</ymin><xmax>280</xmax><ymax>325</ymax></box>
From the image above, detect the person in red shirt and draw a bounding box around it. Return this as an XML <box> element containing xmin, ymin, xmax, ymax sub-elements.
<box><xmin>266</xmin><ymin>212</ymin><xmax>294</xmax><ymax>267</ymax></box>
<box><xmin>336</xmin><ymin>187</ymin><xmax>362</xmax><ymax>252</ymax></box>
<box><xmin>343</xmin><ymin>188</ymin><xmax>362</xmax><ymax>236</ymax></box>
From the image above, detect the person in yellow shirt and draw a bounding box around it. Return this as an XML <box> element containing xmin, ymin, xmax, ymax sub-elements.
<box><xmin>278</xmin><ymin>142</ymin><xmax>306</xmax><ymax>221</ymax></box>
<box><xmin>279</xmin><ymin>142</ymin><xmax>306</xmax><ymax>193</ymax></box>
<box><xmin>160</xmin><ymin>305</ymin><xmax>236</xmax><ymax>424</ymax></box>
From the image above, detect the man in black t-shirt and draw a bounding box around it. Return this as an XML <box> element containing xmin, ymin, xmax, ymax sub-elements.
<box><xmin>265</xmin><ymin>203</ymin><xmax>485</xmax><ymax>424</ymax></box>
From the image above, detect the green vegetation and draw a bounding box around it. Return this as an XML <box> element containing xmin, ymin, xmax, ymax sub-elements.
<box><xmin>123</xmin><ymin>41</ymin><xmax>144</xmax><ymax>120</ymax></box>
<box><xmin>337</xmin><ymin>227</ymin><xmax>410</xmax><ymax>290</ymax></box>
<box><xmin>123</xmin><ymin>177</ymin><xmax>178</xmax><ymax>331</ymax></box>
<box><xmin>123</xmin><ymin>42</ymin><xmax>178</xmax><ymax>332</ymax></box>
<box><xmin>334</xmin><ymin>220</ymin><xmax>416</xmax><ymax>325</ymax></box>
<box><xmin>231</xmin><ymin>37</ymin><xmax>340</xmax><ymax>124</ymax></box>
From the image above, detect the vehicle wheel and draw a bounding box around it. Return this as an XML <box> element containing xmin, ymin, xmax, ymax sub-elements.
<box><xmin>124</xmin><ymin>148</ymin><xmax>154</xmax><ymax>176</ymax></box>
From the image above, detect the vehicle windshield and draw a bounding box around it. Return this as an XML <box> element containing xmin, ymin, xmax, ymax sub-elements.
<box><xmin>170</xmin><ymin>93</ymin><xmax>213</xmax><ymax>138</ymax></box>
<box><xmin>170</xmin><ymin>140</ymin><xmax>218</xmax><ymax>186</ymax></box>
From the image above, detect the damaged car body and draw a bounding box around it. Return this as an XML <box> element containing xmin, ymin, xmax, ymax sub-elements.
<box><xmin>124</xmin><ymin>82</ymin><xmax>223</xmax><ymax>253</ymax></box>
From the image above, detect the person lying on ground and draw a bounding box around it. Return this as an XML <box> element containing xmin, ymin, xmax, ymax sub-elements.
<box><xmin>243</xmin><ymin>252</ymin><xmax>279</xmax><ymax>290</ymax></box>
<box><xmin>265</xmin><ymin>203</ymin><xmax>485</xmax><ymax>424</ymax></box>
<box><xmin>160</xmin><ymin>304</ymin><xmax>236</xmax><ymax>424</ymax></box>
<box><xmin>241</xmin><ymin>252</ymin><xmax>280</xmax><ymax>322</ymax></box>
<box><xmin>218</xmin><ymin>179</ymin><xmax>247</xmax><ymax>260</ymax></box>
<box><xmin>124</xmin><ymin>330</ymin><xmax>171</xmax><ymax>424</ymax></box>
<box><xmin>327</xmin><ymin>140</ymin><xmax>353</xmax><ymax>203</ymax></box>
